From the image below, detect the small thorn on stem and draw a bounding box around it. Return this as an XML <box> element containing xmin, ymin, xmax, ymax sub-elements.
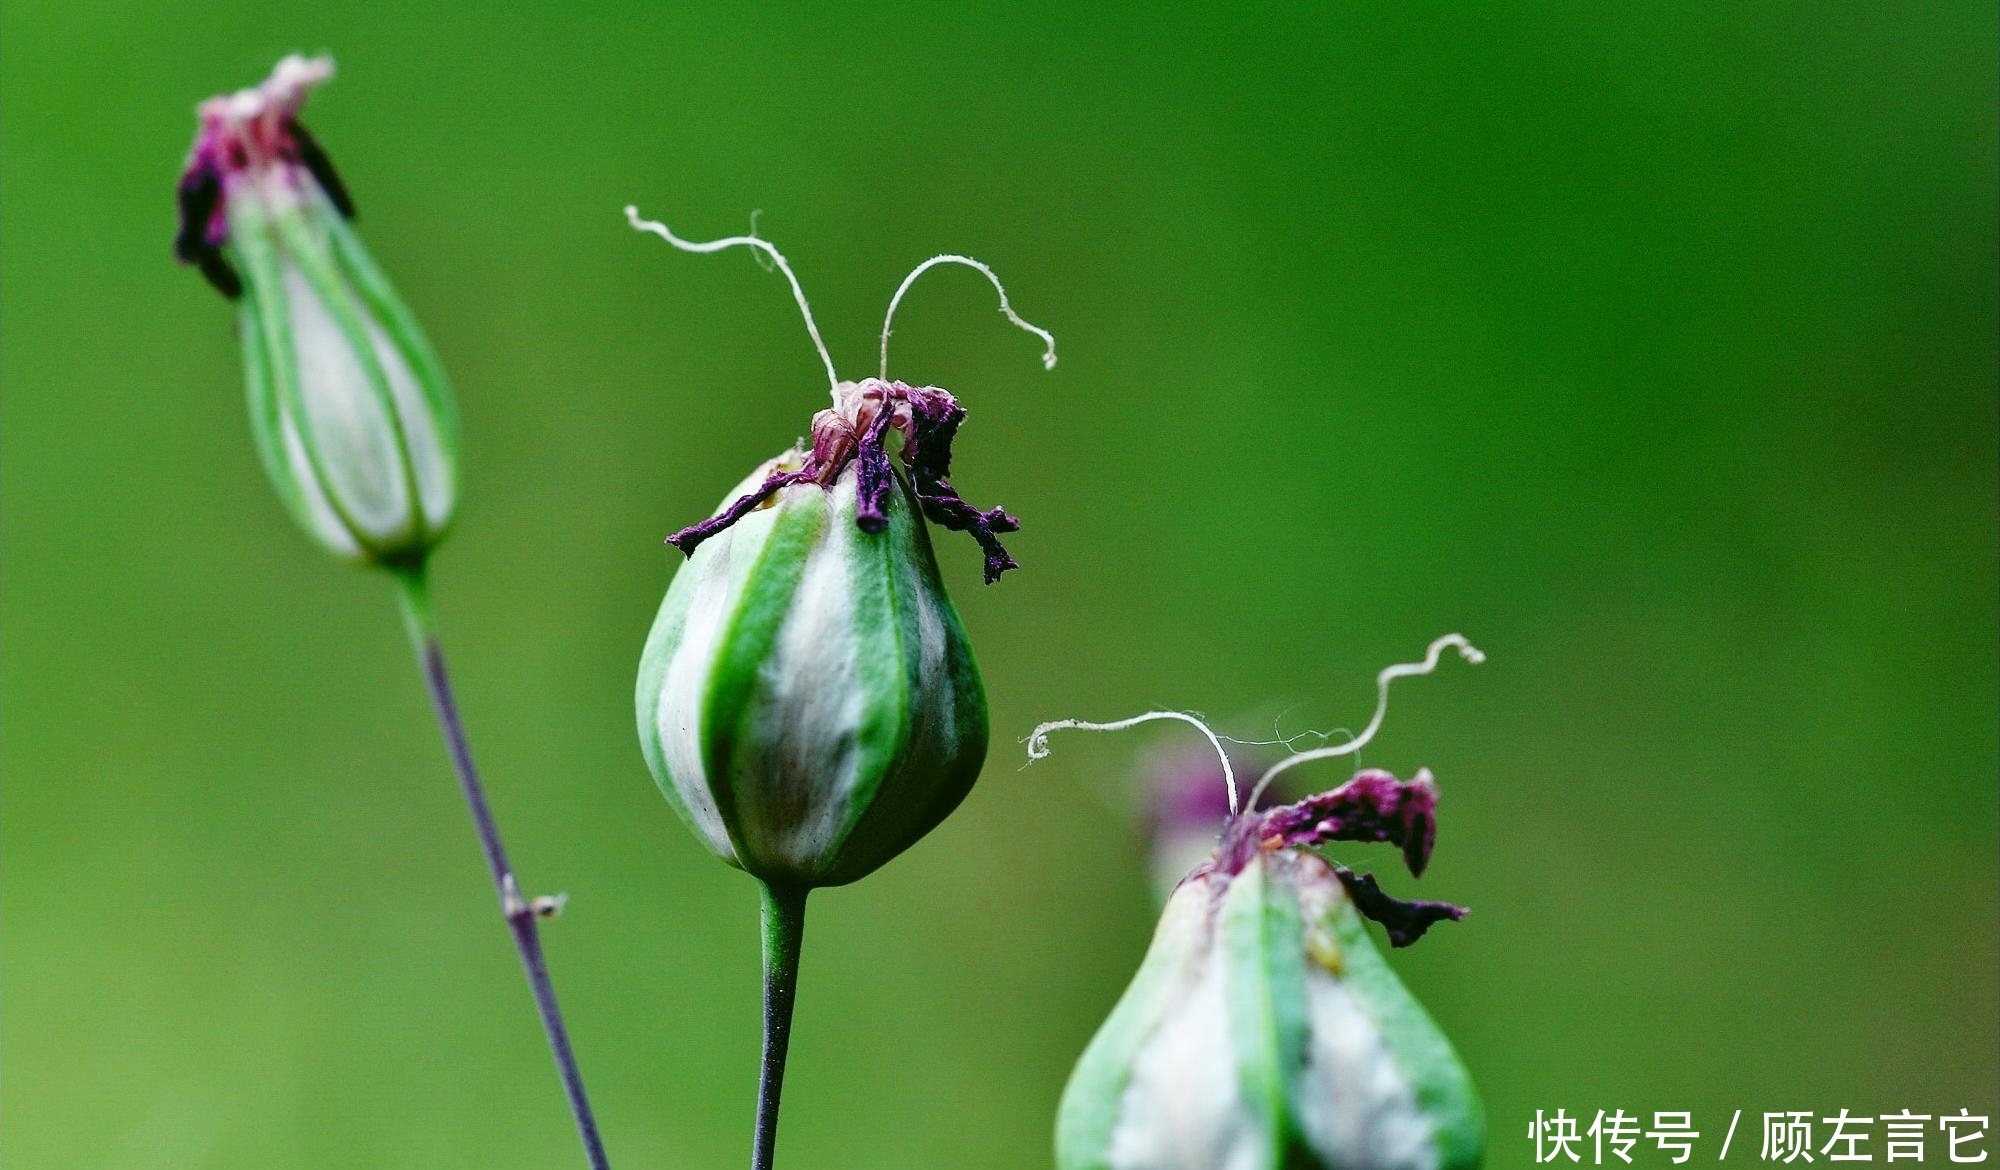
<box><xmin>502</xmin><ymin>874</ymin><xmax>568</xmax><ymax>921</ymax></box>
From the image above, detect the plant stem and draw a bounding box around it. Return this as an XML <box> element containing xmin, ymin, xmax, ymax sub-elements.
<box><xmin>753</xmin><ymin>881</ymin><xmax>809</xmax><ymax>1170</ymax></box>
<box><xmin>390</xmin><ymin>561</ymin><xmax>612</xmax><ymax>1170</ymax></box>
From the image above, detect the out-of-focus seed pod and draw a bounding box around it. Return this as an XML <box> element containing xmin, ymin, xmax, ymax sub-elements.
<box><xmin>176</xmin><ymin>55</ymin><xmax>458</xmax><ymax>565</ymax></box>
<box><xmin>636</xmin><ymin>380</ymin><xmax>1004</xmax><ymax>888</ymax></box>
<box><xmin>1057</xmin><ymin>771</ymin><xmax>1484</xmax><ymax>1170</ymax></box>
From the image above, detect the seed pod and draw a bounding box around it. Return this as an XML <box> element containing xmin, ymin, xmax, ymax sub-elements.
<box><xmin>635</xmin><ymin>380</ymin><xmax>1008</xmax><ymax>888</ymax></box>
<box><xmin>1056</xmin><ymin>771</ymin><xmax>1484</xmax><ymax>1170</ymax></box>
<box><xmin>176</xmin><ymin>56</ymin><xmax>458</xmax><ymax>566</ymax></box>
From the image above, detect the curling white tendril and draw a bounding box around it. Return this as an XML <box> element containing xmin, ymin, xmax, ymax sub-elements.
<box><xmin>880</xmin><ymin>255</ymin><xmax>1058</xmax><ymax>380</ymax></box>
<box><xmin>1026</xmin><ymin>711</ymin><xmax>1238</xmax><ymax>816</ymax></box>
<box><xmin>624</xmin><ymin>205</ymin><xmax>840</xmax><ymax>393</ymax></box>
<box><xmin>1242</xmin><ymin>634</ymin><xmax>1484</xmax><ymax>812</ymax></box>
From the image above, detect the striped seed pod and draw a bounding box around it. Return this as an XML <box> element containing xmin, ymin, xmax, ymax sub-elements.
<box><xmin>635</xmin><ymin>379</ymin><xmax>1012</xmax><ymax>888</ymax></box>
<box><xmin>1057</xmin><ymin>770</ymin><xmax>1485</xmax><ymax>1170</ymax></box>
<box><xmin>176</xmin><ymin>55</ymin><xmax>458</xmax><ymax>566</ymax></box>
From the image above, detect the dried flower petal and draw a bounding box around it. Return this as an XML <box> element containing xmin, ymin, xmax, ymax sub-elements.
<box><xmin>668</xmin><ymin>379</ymin><xmax>1019</xmax><ymax>583</ymax></box>
<box><xmin>1262</xmin><ymin>768</ymin><xmax>1441</xmax><ymax>877</ymax></box>
<box><xmin>1332</xmin><ymin>866</ymin><xmax>1468</xmax><ymax>949</ymax></box>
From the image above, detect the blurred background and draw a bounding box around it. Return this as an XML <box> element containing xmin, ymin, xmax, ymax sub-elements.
<box><xmin>4</xmin><ymin>3</ymin><xmax>1995</xmax><ymax>1167</ymax></box>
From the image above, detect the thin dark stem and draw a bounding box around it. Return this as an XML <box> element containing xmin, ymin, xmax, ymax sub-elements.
<box><xmin>752</xmin><ymin>882</ymin><xmax>809</xmax><ymax>1170</ymax></box>
<box><xmin>390</xmin><ymin>561</ymin><xmax>612</xmax><ymax>1170</ymax></box>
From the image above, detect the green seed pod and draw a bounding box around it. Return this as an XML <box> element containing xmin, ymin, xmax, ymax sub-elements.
<box><xmin>636</xmin><ymin>381</ymin><xmax>1011</xmax><ymax>888</ymax></box>
<box><xmin>176</xmin><ymin>56</ymin><xmax>458</xmax><ymax>566</ymax></box>
<box><xmin>625</xmin><ymin>221</ymin><xmax>1057</xmax><ymax>1170</ymax></box>
<box><xmin>1056</xmin><ymin>771</ymin><xmax>1484</xmax><ymax>1170</ymax></box>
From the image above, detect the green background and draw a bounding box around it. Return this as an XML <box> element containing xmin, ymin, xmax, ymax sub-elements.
<box><xmin>4</xmin><ymin>4</ymin><xmax>1995</xmax><ymax>1167</ymax></box>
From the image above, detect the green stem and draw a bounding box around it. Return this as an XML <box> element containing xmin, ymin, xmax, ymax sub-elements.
<box><xmin>752</xmin><ymin>882</ymin><xmax>810</xmax><ymax>1170</ymax></box>
<box><xmin>389</xmin><ymin>560</ymin><xmax>612</xmax><ymax>1170</ymax></box>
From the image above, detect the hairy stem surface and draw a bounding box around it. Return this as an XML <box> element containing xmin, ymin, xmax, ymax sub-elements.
<box><xmin>392</xmin><ymin>562</ymin><xmax>612</xmax><ymax>1170</ymax></box>
<box><xmin>753</xmin><ymin>882</ymin><xmax>810</xmax><ymax>1170</ymax></box>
